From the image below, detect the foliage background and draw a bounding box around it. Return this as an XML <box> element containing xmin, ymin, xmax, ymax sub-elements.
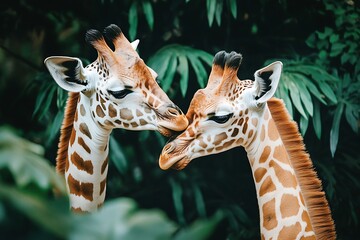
<box><xmin>0</xmin><ymin>0</ymin><xmax>359</xmax><ymax>239</ymax></box>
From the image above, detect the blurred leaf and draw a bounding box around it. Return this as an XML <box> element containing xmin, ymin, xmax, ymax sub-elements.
<box><xmin>227</xmin><ymin>0</ymin><xmax>237</xmax><ymax>18</ymax></box>
<box><xmin>215</xmin><ymin>0</ymin><xmax>224</xmax><ymax>26</ymax></box>
<box><xmin>33</xmin><ymin>83</ymin><xmax>57</xmax><ymax>120</ymax></box>
<box><xmin>169</xmin><ymin>178</ymin><xmax>185</xmax><ymax>225</ymax></box>
<box><xmin>109</xmin><ymin>135</ymin><xmax>128</xmax><ymax>175</ymax></box>
<box><xmin>142</xmin><ymin>0</ymin><xmax>154</xmax><ymax>30</ymax></box>
<box><xmin>162</xmin><ymin>55</ymin><xmax>178</xmax><ymax>92</ymax></box>
<box><xmin>312</xmin><ymin>100</ymin><xmax>322</xmax><ymax>139</ymax></box>
<box><xmin>206</xmin><ymin>0</ymin><xmax>216</xmax><ymax>26</ymax></box>
<box><xmin>178</xmin><ymin>55</ymin><xmax>189</xmax><ymax>97</ymax></box>
<box><xmin>47</xmin><ymin>110</ymin><xmax>64</xmax><ymax>145</ymax></box>
<box><xmin>330</xmin><ymin>103</ymin><xmax>344</xmax><ymax>157</ymax></box>
<box><xmin>192</xmin><ymin>184</ymin><xmax>206</xmax><ymax>218</ymax></box>
<box><xmin>0</xmin><ymin>127</ymin><xmax>66</xmax><ymax>194</ymax></box>
<box><xmin>173</xmin><ymin>212</ymin><xmax>223</xmax><ymax>240</ymax></box>
<box><xmin>128</xmin><ymin>2</ymin><xmax>138</xmax><ymax>41</ymax></box>
<box><xmin>0</xmin><ymin>183</ymin><xmax>71</xmax><ymax>238</ymax></box>
<box><xmin>345</xmin><ymin>104</ymin><xmax>358</xmax><ymax>133</ymax></box>
<box><xmin>72</xmin><ymin>198</ymin><xmax>177</xmax><ymax>240</ymax></box>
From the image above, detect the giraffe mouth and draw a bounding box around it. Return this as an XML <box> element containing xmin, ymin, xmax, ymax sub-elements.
<box><xmin>159</xmin><ymin>140</ymin><xmax>191</xmax><ymax>170</ymax></box>
<box><xmin>158</xmin><ymin>125</ymin><xmax>178</xmax><ymax>137</ymax></box>
<box><xmin>159</xmin><ymin>153</ymin><xmax>189</xmax><ymax>170</ymax></box>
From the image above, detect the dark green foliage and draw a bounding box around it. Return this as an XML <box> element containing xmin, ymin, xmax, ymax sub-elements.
<box><xmin>0</xmin><ymin>0</ymin><xmax>359</xmax><ymax>239</ymax></box>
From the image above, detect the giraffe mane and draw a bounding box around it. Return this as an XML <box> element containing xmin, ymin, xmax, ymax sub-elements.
<box><xmin>56</xmin><ymin>92</ymin><xmax>79</xmax><ymax>174</ymax></box>
<box><xmin>267</xmin><ymin>97</ymin><xmax>336</xmax><ymax>239</ymax></box>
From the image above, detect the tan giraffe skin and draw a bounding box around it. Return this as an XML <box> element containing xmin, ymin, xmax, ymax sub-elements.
<box><xmin>44</xmin><ymin>24</ymin><xmax>188</xmax><ymax>212</ymax></box>
<box><xmin>159</xmin><ymin>51</ymin><xmax>336</xmax><ymax>239</ymax></box>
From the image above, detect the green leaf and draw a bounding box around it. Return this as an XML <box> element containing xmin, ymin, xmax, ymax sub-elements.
<box><xmin>162</xmin><ymin>55</ymin><xmax>178</xmax><ymax>92</ymax></box>
<box><xmin>312</xmin><ymin>100</ymin><xmax>322</xmax><ymax>139</ymax></box>
<box><xmin>178</xmin><ymin>55</ymin><xmax>189</xmax><ymax>97</ymax></box>
<box><xmin>169</xmin><ymin>178</ymin><xmax>185</xmax><ymax>225</ymax></box>
<box><xmin>215</xmin><ymin>0</ymin><xmax>224</xmax><ymax>26</ymax></box>
<box><xmin>192</xmin><ymin>184</ymin><xmax>206</xmax><ymax>218</ymax></box>
<box><xmin>345</xmin><ymin>104</ymin><xmax>359</xmax><ymax>133</ymax></box>
<box><xmin>227</xmin><ymin>0</ymin><xmax>237</xmax><ymax>18</ymax></box>
<box><xmin>173</xmin><ymin>212</ymin><xmax>223</xmax><ymax>240</ymax></box>
<box><xmin>0</xmin><ymin>183</ymin><xmax>71</xmax><ymax>238</ymax></box>
<box><xmin>319</xmin><ymin>82</ymin><xmax>337</xmax><ymax>104</ymax></box>
<box><xmin>300</xmin><ymin>115</ymin><xmax>309</xmax><ymax>135</ymax></box>
<box><xmin>330</xmin><ymin>103</ymin><xmax>344</xmax><ymax>157</ymax></box>
<box><xmin>305</xmin><ymin>33</ymin><xmax>316</xmax><ymax>48</ymax></box>
<box><xmin>48</xmin><ymin>110</ymin><xmax>64</xmax><ymax>144</ymax></box>
<box><xmin>33</xmin><ymin>84</ymin><xmax>56</xmax><ymax>120</ymax></box>
<box><xmin>189</xmin><ymin>56</ymin><xmax>207</xmax><ymax>88</ymax></box>
<box><xmin>148</xmin><ymin>48</ymin><xmax>173</xmax><ymax>78</ymax></box>
<box><xmin>288</xmin><ymin>81</ymin><xmax>308</xmax><ymax>119</ymax></box>
<box><xmin>302</xmin><ymin>79</ymin><xmax>327</xmax><ymax>105</ymax></box>
<box><xmin>206</xmin><ymin>0</ymin><xmax>216</xmax><ymax>26</ymax></box>
<box><xmin>0</xmin><ymin>127</ymin><xmax>67</xmax><ymax>194</ymax></box>
<box><xmin>109</xmin><ymin>135</ymin><xmax>128</xmax><ymax>175</ymax></box>
<box><xmin>128</xmin><ymin>2</ymin><xmax>138</xmax><ymax>41</ymax></box>
<box><xmin>292</xmin><ymin>75</ymin><xmax>313</xmax><ymax>116</ymax></box>
<box><xmin>142</xmin><ymin>0</ymin><xmax>154</xmax><ymax>30</ymax></box>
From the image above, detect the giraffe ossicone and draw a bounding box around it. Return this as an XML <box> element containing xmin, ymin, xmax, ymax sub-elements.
<box><xmin>159</xmin><ymin>51</ymin><xmax>336</xmax><ymax>239</ymax></box>
<box><xmin>45</xmin><ymin>24</ymin><xmax>188</xmax><ymax>212</ymax></box>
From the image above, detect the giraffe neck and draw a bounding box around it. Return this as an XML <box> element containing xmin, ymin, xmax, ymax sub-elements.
<box><xmin>244</xmin><ymin>106</ymin><xmax>315</xmax><ymax>240</ymax></box>
<box><xmin>66</xmin><ymin>93</ymin><xmax>111</xmax><ymax>212</ymax></box>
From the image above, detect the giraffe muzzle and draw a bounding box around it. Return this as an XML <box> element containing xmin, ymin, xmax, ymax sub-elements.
<box><xmin>159</xmin><ymin>142</ymin><xmax>190</xmax><ymax>170</ymax></box>
<box><xmin>157</xmin><ymin>105</ymin><xmax>188</xmax><ymax>135</ymax></box>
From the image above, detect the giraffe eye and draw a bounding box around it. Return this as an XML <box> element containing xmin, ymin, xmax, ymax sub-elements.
<box><xmin>108</xmin><ymin>89</ymin><xmax>133</xmax><ymax>99</ymax></box>
<box><xmin>208</xmin><ymin>113</ymin><xmax>233</xmax><ymax>124</ymax></box>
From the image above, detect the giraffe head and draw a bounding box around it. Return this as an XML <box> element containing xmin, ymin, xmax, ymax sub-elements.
<box><xmin>159</xmin><ymin>51</ymin><xmax>282</xmax><ymax>170</ymax></box>
<box><xmin>44</xmin><ymin>24</ymin><xmax>188</xmax><ymax>136</ymax></box>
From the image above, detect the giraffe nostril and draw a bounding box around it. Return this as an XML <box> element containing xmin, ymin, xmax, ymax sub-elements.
<box><xmin>163</xmin><ymin>143</ymin><xmax>174</xmax><ymax>154</ymax></box>
<box><xmin>167</xmin><ymin>106</ymin><xmax>183</xmax><ymax>116</ymax></box>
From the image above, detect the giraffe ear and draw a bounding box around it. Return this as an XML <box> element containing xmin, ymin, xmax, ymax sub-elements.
<box><xmin>253</xmin><ymin>61</ymin><xmax>283</xmax><ymax>103</ymax></box>
<box><xmin>130</xmin><ymin>39</ymin><xmax>140</xmax><ymax>50</ymax></box>
<box><xmin>44</xmin><ymin>56</ymin><xmax>88</xmax><ymax>92</ymax></box>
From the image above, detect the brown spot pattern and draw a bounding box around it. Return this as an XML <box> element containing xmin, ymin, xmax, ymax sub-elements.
<box><xmin>80</xmin><ymin>104</ymin><xmax>86</xmax><ymax>116</ymax></box>
<box><xmin>277</xmin><ymin>222</ymin><xmax>301</xmax><ymax>239</ymax></box>
<box><xmin>79</xmin><ymin>123</ymin><xmax>92</xmax><ymax>139</ymax></box>
<box><xmin>302</xmin><ymin>211</ymin><xmax>314</xmax><ymax>232</ymax></box>
<box><xmin>268</xmin><ymin>119</ymin><xmax>279</xmax><ymax>141</ymax></box>
<box><xmin>108</xmin><ymin>104</ymin><xmax>117</xmax><ymax>118</ymax></box>
<box><xmin>120</xmin><ymin>108</ymin><xmax>133</xmax><ymax>121</ymax></box>
<box><xmin>231</xmin><ymin>128</ymin><xmax>239</xmax><ymax>137</ymax></box>
<box><xmin>214</xmin><ymin>132</ymin><xmax>228</xmax><ymax>145</ymax></box>
<box><xmin>68</xmin><ymin>174</ymin><xmax>93</xmax><ymax>201</ymax></box>
<box><xmin>259</xmin><ymin>176</ymin><xmax>276</xmax><ymax>196</ymax></box>
<box><xmin>254</xmin><ymin>167</ymin><xmax>267</xmax><ymax>183</ymax></box>
<box><xmin>96</xmin><ymin>105</ymin><xmax>105</xmax><ymax>118</ymax></box>
<box><xmin>262</xmin><ymin>198</ymin><xmax>278</xmax><ymax>230</ymax></box>
<box><xmin>273</xmin><ymin>145</ymin><xmax>289</xmax><ymax>164</ymax></box>
<box><xmin>78</xmin><ymin>137</ymin><xmax>91</xmax><ymax>154</ymax></box>
<box><xmin>70</xmin><ymin>151</ymin><xmax>94</xmax><ymax>174</ymax></box>
<box><xmin>269</xmin><ymin>160</ymin><xmax>297</xmax><ymax>189</ymax></box>
<box><xmin>100</xmin><ymin>178</ymin><xmax>106</xmax><ymax>195</ymax></box>
<box><xmin>70</xmin><ymin>128</ymin><xmax>76</xmax><ymax>146</ymax></box>
<box><xmin>101</xmin><ymin>156</ymin><xmax>108</xmax><ymax>174</ymax></box>
<box><xmin>259</xmin><ymin>146</ymin><xmax>271</xmax><ymax>163</ymax></box>
<box><xmin>280</xmin><ymin>194</ymin><xmax>300</xmax><ymax>218</ymax></box>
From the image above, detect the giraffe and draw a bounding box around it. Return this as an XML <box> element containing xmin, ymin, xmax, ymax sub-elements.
<box><xmin>44</xmin><ymin>24</ymin><xmax>188</xmax><ymax>212</ymax></box>
<box><xmin>159</xmin><ymin>51</ymin><xmax>336</xmax><ymax>239</ymax></box>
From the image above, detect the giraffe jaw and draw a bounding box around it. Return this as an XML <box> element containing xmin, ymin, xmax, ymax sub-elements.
<box><xmin>159</xmin><ymin>153</ymin><xmax>190</xmax><ymax>170</ymax></box>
